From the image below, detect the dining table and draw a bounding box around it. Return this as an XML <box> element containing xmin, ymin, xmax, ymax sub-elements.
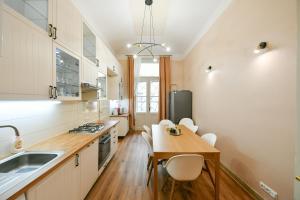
<box><xmin>151</xmin><ymin>124</ymin><xmax>221</xmax><ymax>200</ymax></box>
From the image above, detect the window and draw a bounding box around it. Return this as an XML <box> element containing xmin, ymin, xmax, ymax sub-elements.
<box><xmin>136</xmin><ymin>80</ymin><xmax>159</xmax><ymax>113</ymax></box>
<box><xmin>150</xmin><ymin>81</ymin><xmax>159</xmax><ymax>113</ymax></box>
<box><xmin>139</xmin><ymin>62</ymin><xmax>159</xmax><ymax>77</ymax></box>
<box><xmin>136</xmin><ymin>82</ymin><xmax>147</xmax><ymax>113</ymax></box>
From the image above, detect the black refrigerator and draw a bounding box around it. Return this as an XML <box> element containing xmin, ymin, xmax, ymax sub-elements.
<box><xmin>168</xmin><ymin>90</ymin><xmax>192</xmax><ymax>124</ymax></box>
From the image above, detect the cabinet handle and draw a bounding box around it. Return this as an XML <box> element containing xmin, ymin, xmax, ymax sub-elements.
<box><xmin>96</xmin><ymin>59</ymin><xmax>99</xmax><ymax>67</ymax></box>
<box><xmin>53</xmin><ymin>87</ymin><xmax>58</xmax><ymax>99</ymax></box>
<box><xmin>75</xmin><ymin>154</ymin><xmax>79</xmax><ymax>167</ymax></box>
<box><xmin>49</xmin><ymin>85</ymin><xmax>53</xmax><ymax>99</ymax></box>
<box><xmin>53</xmin><ymin>27</ymin><xmax>57</xmax><ymax>40</ymax></box>
<box><xmin>48</xmin><ymin>24</ymin><xmax>53</xmax><ymax>37</ymax></box>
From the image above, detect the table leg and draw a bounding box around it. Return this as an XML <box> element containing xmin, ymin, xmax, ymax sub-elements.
<box><xmin>214</xmin><ymin>155</ymin><xmax>220</xmax><ymax>200</ymax></box>
<box><xmin>153</xmin><ymin>156</ymin><xmax>158</xmax><ymax>200</ymax></box>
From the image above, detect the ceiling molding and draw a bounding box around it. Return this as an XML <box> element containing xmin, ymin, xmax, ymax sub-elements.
<box><xmin>182</xmin><ymin>0</ymin><xmax>232</xmax><ymax>59</ymax></box>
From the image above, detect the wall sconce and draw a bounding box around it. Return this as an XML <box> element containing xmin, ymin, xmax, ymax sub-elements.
<box><xmin>254</xmin><ymin>42</ymin><xmax>269</xmax><ymax>54</ymax></box>
<box><xmin>206</xmin><ymin>66</ymin><xmax>213</xmax><ymax>73</ymax></box>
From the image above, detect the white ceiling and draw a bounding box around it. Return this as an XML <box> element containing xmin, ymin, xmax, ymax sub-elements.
<box><xmin>73</xmin><ymin>0</ymin><xmax>231</xmax><ymax>59</ymax></box>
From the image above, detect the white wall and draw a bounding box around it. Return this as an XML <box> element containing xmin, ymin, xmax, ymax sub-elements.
<box><xmin>0</xmin><ymin>101</ymin><xmax>99</xmax><ymax>158</ymax></box>
<box><xmin>182</xmin><ymin>0</ymin><xmax>297</xmax><ymax>199</ymax></box>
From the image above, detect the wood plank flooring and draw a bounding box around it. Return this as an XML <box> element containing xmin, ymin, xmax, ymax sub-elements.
<box><xmin>86</xmin><ymin>131</ymin><xmax>254</xmax><ymax>200</ymax></box>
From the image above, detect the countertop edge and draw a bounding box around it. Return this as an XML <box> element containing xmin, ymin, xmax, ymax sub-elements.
<box><xmin>6</xmin><ymin>120</ymin><xmax>119</xmax><ymax>200</ymax></box>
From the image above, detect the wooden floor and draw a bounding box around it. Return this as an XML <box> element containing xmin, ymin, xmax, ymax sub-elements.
<box><xmin>86</xmin><ymin>131</ymin><xmax>254</xmax><ymax>200</ymax></box>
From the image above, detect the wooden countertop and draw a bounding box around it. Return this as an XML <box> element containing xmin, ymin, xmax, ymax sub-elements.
<box><xmin>110</xmin><ymin>113</ymin><xmax>129</xmax><ymax>117</ymax></box>
<box><xmin>7</xmin><ymin>120</ymin><xmax>119</xmax><ymax>200</ymax></box>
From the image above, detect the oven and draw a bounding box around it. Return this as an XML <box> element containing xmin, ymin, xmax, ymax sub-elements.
<box><xmin>98</xmin><ymin>132</ymin><xmax>111</xmax><ymax>170</ymax></box>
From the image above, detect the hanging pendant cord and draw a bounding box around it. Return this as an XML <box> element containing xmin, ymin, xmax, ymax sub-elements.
<box><xmin>140</xmin><ymin>4</ymin><xmax>147</xmax><ymax>44</ymax></box>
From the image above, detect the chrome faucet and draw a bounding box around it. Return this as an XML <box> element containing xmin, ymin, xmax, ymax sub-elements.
<box><xmin>0</xmin><ymin>125</ymin><xmax>20</xmax><ymax>136</ymax></box>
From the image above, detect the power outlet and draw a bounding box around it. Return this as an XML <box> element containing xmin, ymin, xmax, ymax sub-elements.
<box><xmin>259</xmin><ymin>181</ymin><xmax>278</xmax><ymax>199</ymax></box>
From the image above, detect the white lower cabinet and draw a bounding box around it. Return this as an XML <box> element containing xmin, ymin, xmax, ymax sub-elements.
<box><xmin>110</xmin><ymin>116</ymin><xmax>129</xmax><ymax>137</ymax></box>
<box><xmin>80</xmin><ymin>139</ymin><xmax>99</xmax><ymax>199</ymax></box>
<box><xmin>27</xmin><ymin>155</ymin><xmax>80</xmax><ymax>200</ymax></box>
<box><xmin>110</xmin><ymin>126</ymin><xmax>118</xmax><ymax>154</ymax></box>
<box><xmin>26</xmin><ymin>138</ymin><xmax>99</xmax><ymax>200</ymax></box>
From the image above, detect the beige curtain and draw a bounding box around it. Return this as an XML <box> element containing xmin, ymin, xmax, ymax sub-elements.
<box><xmin>159</xmin><ymin>56</ymin><xmax>171</xmax><ymax>121</ymax></box>
<box><xmin>128</xmin><ymin>56</ymin><xmax>135</xmax><ymax>130</ymax></box>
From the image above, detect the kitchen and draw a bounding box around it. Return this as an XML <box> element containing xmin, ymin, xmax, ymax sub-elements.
<box><xmin>0</xmin><ymin>0</ymin><xmax>299</xmax><ymax>200</ymax></box>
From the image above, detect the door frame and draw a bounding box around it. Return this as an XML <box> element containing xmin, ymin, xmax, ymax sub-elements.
<box><xmin>135</xmin><ymin>77</ymin><xmax>159</xmax><ymax>130</ymax></box>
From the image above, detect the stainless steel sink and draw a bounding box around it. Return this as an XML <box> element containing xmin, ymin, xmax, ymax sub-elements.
<box><xmin>0</xmin><ymin>151</ymin><xmax>64</xmax><ymax>195</ymax></box>
<box><xmin>0</xmin><ymin>153</ymin><xmax>59</xmax><ymax>174</ymax></box>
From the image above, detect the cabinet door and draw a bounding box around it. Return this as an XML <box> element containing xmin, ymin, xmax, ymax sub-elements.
<box><xmin>3</xmin><ymin>0</ymin><xmax>53</xmax><ymax>33</ymax></box>
<box><xmin>54</xmin><ymin>43</ymin><xmax>81</xmax><ymax>100</ymax></box>
<box><xmin>53</xmin><ymin>0</ymin><xmax>82</xmax><ymax>56</ymax></box>
<box><xmin>80</xmin><ymin>140</ymin><xmax>99</xmax><ymax>199</ymax></box>
<box><xmin>83</xmin><ymin>22</ymin><xmax>97</xmax><ymax>64</ymax></box>
<box><xmin>0</xmin><ymin>7</ymin><xmax>52</xmax><ymax>99</ymax></box>
<box><xmin>27</xmin><ymin>156</ymin><xmax>80</xmax><ymax>200</ymax></box>
<box><xmin>82</xmin><ymin>57</ymin><xmax>99</xmax><ymax>86</ymax></box>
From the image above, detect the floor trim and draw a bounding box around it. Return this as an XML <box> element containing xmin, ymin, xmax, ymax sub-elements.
<box><xmin>220</xmin><ymin>164</ymin><xmax>264</xmax><ymax>200</ymax></box>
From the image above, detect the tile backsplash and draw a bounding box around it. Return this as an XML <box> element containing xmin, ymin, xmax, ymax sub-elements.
<box><xmin>0</xmin><ymin>101</ymin><xmax>99</xmax><ymax>158</ymax></box>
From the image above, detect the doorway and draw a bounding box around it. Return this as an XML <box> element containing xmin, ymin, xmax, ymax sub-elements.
<box><xmin>134</xmin><ymin>61</ymin><xmax>160</xmax><ymax>130</ymax></box>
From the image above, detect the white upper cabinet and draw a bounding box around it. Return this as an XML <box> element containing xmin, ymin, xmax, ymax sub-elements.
<box><xmin>0</xmin><ymin>3</ymin><xmax>53</xmax><ymax>99</ymax></box>
<box><xmin>53</xmin><ymin>43</ymin><xmax>81</xmax><ymax>101</ymax></box>
<box><xmin>53</xmin><ymin>0</ymin><xmax>82</xmax><ymax>56</ymax></box>
<box><xmin>3</xmin><ymin>0</ymin><xmax>52</xmax><ymax>32</ymax></box>
<box><xmin>83</xmin><ymin>22</ymin><xmax>97</xmax><ymax>65</ymax></box>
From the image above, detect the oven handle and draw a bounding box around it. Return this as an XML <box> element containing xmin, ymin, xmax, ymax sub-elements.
<box><xmin>100</xmin><ymin>136</ymin><xmax>111</xmax><ymax>144</ymax></box>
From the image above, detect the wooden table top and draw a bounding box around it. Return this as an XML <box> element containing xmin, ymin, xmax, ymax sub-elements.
<box><xmin>152</xmin><ymin>124</ymin><xmax>220</xmax><ymax>155</ymax></box>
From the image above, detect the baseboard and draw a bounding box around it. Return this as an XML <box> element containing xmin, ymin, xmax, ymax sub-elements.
<box><xmin>220</xmin><ymin>164</ymin><xmax>264</xmax><ymax>200</ymax></box>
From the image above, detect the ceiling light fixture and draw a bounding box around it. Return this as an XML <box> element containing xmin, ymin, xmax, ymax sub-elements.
<box><xmin>126</xmin><ymin>0</ymin><xmax>171</xmax><ymax>60</ymax></box>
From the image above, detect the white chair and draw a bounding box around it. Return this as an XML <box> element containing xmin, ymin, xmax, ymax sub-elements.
<box><xmin>159</xmin><ymin>119</ymin><xmax>175</xmax><ymax>127</ymax></box>
<box><xmin>164</xmin><ymin>154</ymin><xmax>204</xmax><ymax>199</ymax></box>
<box><xmin>179</xmin><ymin>118</ymin><xmax>198</xmax><ymax>133</ymax></box>
<box><xmin>143</xmin><ymin>125</ymin><xmax>152</xmax><ymax>137</ymax></box>
<box><xmin>201</xmin><ymin>133</ymin><xmax>217</xmax><ymax>186</ymax></box>
<box><xmin>141</xmin><ymin>131</ymin><xmax>154</xmax><ymax>186</ymax></box>
<box><xmin>201</xmin><ymin>133</ymin><xmax>217</xmax><ymax>147</ymax></box>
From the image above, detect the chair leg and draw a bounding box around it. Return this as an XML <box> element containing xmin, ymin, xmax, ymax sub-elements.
<box><xmin>169</xmin><ymin>179</ymin><xmax>176</xmax><ymax>200</ymax></box>
<box><xmin>205</xmin><ymin>160</ymin><xmax>215</xmax><ymax>187</ymax></box>
<box><xmin>147</xmin><ymin>162</ymin><xmax>153</xmax><ymax>186</ymax></box>
<box><xmin>147</xmin><ymin>156</ymin><xmax>152</xmax><ymax>171</ymax></box>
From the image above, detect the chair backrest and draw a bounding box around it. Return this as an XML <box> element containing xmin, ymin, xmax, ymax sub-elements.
<box><xmin>159</xmin><ymin>119</ymin><xmax>175</xmax><ymax>127</ymax></box>
<box><xmin>165</xmin><ymin>154</ymin><xmax>204</xmax><ymax>181</ymax></box>
<box><xmin>179</xmin><ymin>118</ymin><xmax>194</xmax><ymax>126</ymax></box>
<box><xmin>143</xmin><ymin>125</ymin><xmax>152</xmax><ymax>136</ymax></box>
<box><xmin>141</xmin><ymin>131</ymin><xmax>153</xmax><ymax>154</ymax></box>
<box><xmin>179</xmin><ymin>118</ymin><xmax>198</xmax><ymax>133</ymax></box>
<box><xmin>201</xmin><ymin>133</ymin><xmax>217</xmax><ymax>147</ymax></box>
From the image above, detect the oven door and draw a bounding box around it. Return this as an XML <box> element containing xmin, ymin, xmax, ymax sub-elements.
<box><xmin>98</xmin><ymin>133</ymin><xmax>111</xmax><ymax>170</ymax></box>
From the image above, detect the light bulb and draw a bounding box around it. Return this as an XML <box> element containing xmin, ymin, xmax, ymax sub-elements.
<box><xmin>166</xmin><ymin>47</ymin><xmax>171</xmax><ymax>52</ymax></box>
<box><xmin>153</xmin><ymin>58</ymin><xmax>158</xmax><ymax>62</ymax></box>
<box><xmin>133</xmin><ymin>54</ymin><xmax>138</xmax><ymax>59</ymax></box>
<box><xmin>126</xmin><ymin>43</ymin><xmax>132</xmax><ymax>48</ymax></box>
<box><xmin>161</xmin><ymin>43</ymin><xmax>166</xmax><ymax>47</ymax></box>
<box><xmin>254</xmin><ymin>49</ymin><xmax>260</xmax><ymax>54</ymax></box>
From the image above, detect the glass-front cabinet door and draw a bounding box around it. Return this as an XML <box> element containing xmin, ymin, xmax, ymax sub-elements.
<box><xmin>83</xmin><ymin>22</ymin><xmax>97</xmax><ymax>65</ymax></box>
<box><xmin>97</xmin><ymin>71</ymin><xmax>107</xmax><ymax>99</ymax></box>
<box><xmin>54</xmin><ymin>44</ymin><xmax>81</xmax><ymax>100</ymax></box>
<box><xmin>3</xmin><ymin>0</ymin><xmax>51</xmax><ymax>32</ymax></box>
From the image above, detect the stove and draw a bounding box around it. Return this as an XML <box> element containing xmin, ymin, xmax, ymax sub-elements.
<box><xmin>69</xmin><ymin>123</ymin><xmax>105</xmax><ymax>134</ymax></box>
